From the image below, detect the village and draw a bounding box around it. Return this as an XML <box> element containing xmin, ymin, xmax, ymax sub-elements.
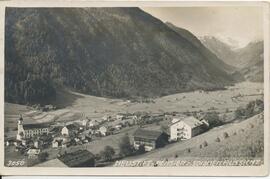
<box><xmin>4</xmin><ymin>82</ymin><xmax>264</xmax><ymax>167</ymax></box>
<box><xmin>5</xmin><ymin>109</ymin><xmax>210</xmax><ymax>167</ymax></box>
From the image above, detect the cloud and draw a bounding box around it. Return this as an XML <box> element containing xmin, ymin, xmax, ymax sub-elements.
<box><xmin>141</xmin><ymin>7</ymin><xmax>263</xmax><ymax>48</ymax></box>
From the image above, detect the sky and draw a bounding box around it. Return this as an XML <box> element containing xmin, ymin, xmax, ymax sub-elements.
<box><xmin>142</xmin><ymin>7</ymin><xmax>263</xmax><ymax>48</ymax></box>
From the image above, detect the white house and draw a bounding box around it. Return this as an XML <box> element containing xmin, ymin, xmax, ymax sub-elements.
<box><xmin>116</xmin><ymin>114</ymin><xmax>124</xmax><ymax>120</ymax></box>
<box><xmin>114</xmin><ymin>124</ymin><xmax>122</xmax><ymax>130</ymax></box>
<box><xmin>27</xmin><ymin>149</ymin><xmax>40</xmax><ymax>158</ymax></box>
<box><xmin>170</xmin><ymin>116</ymin><xmax>207</xmax><ymax>141</ymax></box>
<box><xmin>81</xmin><ymin>119</ymin><xmax>89</xmax><ymax>127</ymax></box>
<box><xmin>52</xmin><ymin>140</ymin><xmax>59</xmax><ymax>148</ymax></box>
<box><xmin>89</xmin><ymin>120</ymin><xmax>99</xmax><ymax>128</ymax></box>
<box><xmin>99</xmin><ymin>126</ymin><xmax>107</xmax><ymax>136</ymax></box>
<box><xmin>61</xmin><ymin>126</ymin><xmax>69</xmax><ymax>136</ymax></box>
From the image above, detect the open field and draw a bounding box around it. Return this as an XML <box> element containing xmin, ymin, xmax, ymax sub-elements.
<box><xmin>124</xmin><ymin>113</ymin><xmax>264</xmax><ymax>161</ymax></box>
<box><xmin>65</xmin><ymin>81</ymin><xmax>263</xmax><ymax>118</ymax></box>
<box><xmin>4</xmin><ymin>82</ymin><xmax>263</xmax><ymax>138</ymax></box>
<box><xmin>4</xmin><ymin>81</ymin><xmax>264</xmax><ymax>167</ymax></box>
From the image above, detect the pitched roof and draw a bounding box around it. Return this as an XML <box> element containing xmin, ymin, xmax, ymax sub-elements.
<box><xmin>133</xmin><ymin>128</ymin><xmax>163</xmax><ymax>140</ymax></box>
<box><xmin>58</xmin><ymin>150</ymin><xmax>95</xmax><ymax>167</ymax></box>
<box><xmin>171</xmin><ymin>116</ymin><xmax>204</xmax><ymax>128</ymax></box>
<box><xmin>65</xmin><ymin>123</ymin><xmax>80</xmax><ymax>130</ymax></box>
<box><xmin>23</xmin><ymin>123</ymin><xmax>50</xmax><ymax>130</ymax></box>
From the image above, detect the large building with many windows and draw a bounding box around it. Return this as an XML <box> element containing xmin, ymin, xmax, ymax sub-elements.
<box><xmin>170</xmin><ymin>116</ymin><xmax>207</xmax><ymax>141</ymax></box>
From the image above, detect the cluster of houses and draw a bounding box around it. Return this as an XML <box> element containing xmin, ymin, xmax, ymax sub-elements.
<box><xmin>6</xmin><ymin>111</ymin><xmax>210</xmax><ymax>164</ymax></box>
<box><xmin>6</xmin><ymin>113</ymin><xmax>139</xmax><ymax>156</ymax></box>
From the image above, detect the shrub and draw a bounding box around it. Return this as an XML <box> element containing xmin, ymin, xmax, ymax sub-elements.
<box><xmin>233</xmin><ymin>132</ymin><xmax>237</xmax><ymax>136</ymax></box>
<box><xmin>187</xmin><ymin>148</ymin><xmax>191</xmax><ymax>153</ymax></box>
<box><xmin>137</xmin><ymin>144</ymin><xmax>146</xmax><ymax>155</ymax></box>
<box><xmin>199</xmin><ymin>144</ymin><xmax>202</xmax><ymax>149</ymax></box>
<box><xmin>203</xmin><ymin>141</ymin><xmax>208</xmax><ymax>147</ymax></box>
<box><xmin>250</xmin><ymin>124</ymin><xmax>254</xmax><ymax>128</ymax></box>
<box><xmin>215</xmin><ymin>137</ymin><xmax>221</xmax><ymax>142</ymax></box>
<box><xmin>223</xmin><ymin>132</ymin><xmax>229</xmax><ymax>139</ymax></box>
<box><xmin>234</xmin><ymin>107</ymin><xmax>246</xmax><ymax>119</ymax></box>
<box><xmin>119</xmin><ymin>134</ymin><xmax>134</xmax><ymax>157</ymax></box>
<box><xmin>94</xmin><ymin>153</ymin><xmax>101</xmax><ymax>161</ymax></box>
<box><xmin>38</xmin><ymin>152</ymin><xmax>49</xmax><ymax>162</ymax></box>
<box><xmin>100</xmin><ymin>145</ymin><xmax>115</xmax><ymax>161</ymax></box>
<box><xmin>204</xmin><ymin>112</ymin><xmax>223</xmax><ymax>128</ymax></box>
<box><xmin>174</xmin><ymin>154</ymin><xmax>178</xmax><ymax>158</ymax></box>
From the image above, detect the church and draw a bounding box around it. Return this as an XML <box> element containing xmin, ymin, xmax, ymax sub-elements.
<box><xmin>16</xmin><ymin>115</ymin><xmax>50</xmax><ymax>141</ymax></box>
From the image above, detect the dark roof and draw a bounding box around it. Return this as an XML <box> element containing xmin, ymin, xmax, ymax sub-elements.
<box><xmin>133</xmin><ymin>128</ymin><xmax>163</xmax><ymax>140</ymax></box>
<box><xmin>58</xmin><ymin>150</ymin><xmax>95</xmax><ymax>167</ymax></box>
<box><xmin>23</xmin><ymin>123</ymin><xmax>50</xmax><ymax>130</ymax></box>
<box><xmin>66</xmin><ymin>123</ymin><xmax>80</xmax><ymax>130</ymax></box>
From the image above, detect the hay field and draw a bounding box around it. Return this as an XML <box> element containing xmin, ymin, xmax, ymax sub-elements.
<box><xmin>126</xmin><ymin>113</ymin><xmax>264</xmax><ymax>161</ymax></box>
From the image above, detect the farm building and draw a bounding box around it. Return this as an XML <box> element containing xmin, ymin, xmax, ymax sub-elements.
<box><xmin>52</xmin><ymin>139</ymin><xmax>63</xmax><ymax>148</ymax></box>
<box><xmin>170</xmin><ymin>116</ymin><xmax>208</xmax><ymax>141</ymax></box>
<box><xmin>88</xmin><ymin>120</ymin><xmax>99</xmax><ymax>128</ymax></box>
<box><xmin>16</xmin><ymin>115</ymin><xmax>49</xmax><ymax>140</ymax></box>
<box><xmin>116</xmin><ymin>113</ymin><xmax>128</xmax><ymax>120</ymax></box>
<box><xmin>133</xmin><ymin>128</ymin><xmax>169</xmax><ymax>151</ymax></box>
<box><xmin>99</xmin><ymin>126</ymin><xmax>108</xmax><ymax>136</ymax></box>
<box><xmin>27</xmin><ymin>148</ymin><xmax>40</xmax><ymax>158</ymax></box>
<box><xmin>57</xmin><ymin>150</ymin><xmax>95</xmax><ymax>167</ymax></box>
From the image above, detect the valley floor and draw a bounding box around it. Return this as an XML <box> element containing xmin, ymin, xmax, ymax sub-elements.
<box><xmin>4</xmin><ymin>81</ymin><xmax>264</xmax><ymax>167</ymax></box>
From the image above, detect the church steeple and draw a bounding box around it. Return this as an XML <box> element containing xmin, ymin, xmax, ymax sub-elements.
<box><xmin>18</xmin><ymin>114</ymin><xmax>23</xmax><ymax>125</ymax></box>
<box><xmin>16</xmin><ymin>114</ymin><xmax>25</xmax><ymax>141</ymax></box>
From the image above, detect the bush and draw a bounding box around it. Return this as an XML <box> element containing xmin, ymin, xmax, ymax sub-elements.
<box><xmin>215</xmin><ymin>137</ymin><xmax>221</xmax><ymax>142</ymax></box>
<box><xmin>199</xmin><ymin>144</ymin><xmax>202</xmax><ymax>149</ymax></box>
<box><xmin>203</xmin><ymin>141</ymin><xmax>208</xmax><ymax>147</ymax></box>
<box><xmin>137</xmin><ymin>144</ymin><xmax>146</xmax><ymax>155</ymax></box>
<box><xmin>234</xmin><ymin>107</ymin><xmax>246</xmax><ymax>119</ymax></box>
<box><xmin>94</xmin><ymin>153</ymin><xmax>101</xmax><ymax>161</ymax></box>
<box><xmin>174</xmin><ymin>154</ymin><xmax>178</xmax><ymax>158</ymax></box>
<box><xmin>250</xmin><ymin>124</ymin><xmax>254</xmax><ymax>128</ymax></box>
<box><xmin>233</xmin><ymin>132</ymin><xmax>237</xmax><ymax>136</ymax></box>
<box><xmin>119</xmin><ymin>134</ymin><xmax>134</xmax><ymax>157</ymax></box>
<box><xmin>223</xmin><ymin>132</ymin><xmax>229</xmax><ymax>139</ymax></box>
<box><xmin>204</xmin><ymin>112</ymin><xmax>223</xmax><ymax>128</ymax></box>
<box><xmin>187</xmin><ymin>148</ymin><xmax>191</xmax><ymax>153</ymax></box>
<box><xmin>235</xmin><ymin>99</ymin><xmax>264</xmax><ymax>120</ymax></box>
<box><xmin>100</xmin><ymin>145</ymin><xmax>115</xmax><ymax>161</ymax></box>
<box><xmin>38</xmin><ymin>152</ymin><xmax>49</xmax><ymax>162</ymax></box>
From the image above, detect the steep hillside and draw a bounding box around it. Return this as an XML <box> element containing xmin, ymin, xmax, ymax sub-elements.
<box><xmin>5</xmin><ymin>8</ymin><xmax>234</xmax><ymax>105</ymax></box>
<box><xmin>235</xmin><ymin>41</ymin><xmax>264</xmax><ymax>82</ymax></box>
<box><xmin>166</xmin><ymin>23</ymin><xmax>236</xmax><ymax>74</ymax></box>
<box><xmin>200</xmin><ymin>36</ymin><xmax>263</xmax><ymax>82</ymax></box>
<box><xmin>126</xmin><ymin>113</ymin><xmax>264</xmax><ymax>161</ymax></box>
<box><xmin>199</xmin><ymin>36</ymin><xmax>237</xmax><ymax>67</ymax></box>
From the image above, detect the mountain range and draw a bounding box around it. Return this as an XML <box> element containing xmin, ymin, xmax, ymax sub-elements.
<box><xmin>199</xmin><ymin>36</ymin><xmax>263</xmax><ymax>82</ymax></box>
<box><xmin>5</xmin><ymin>8</ymin><xmax>237</xmax><ymax>105</ymax></box>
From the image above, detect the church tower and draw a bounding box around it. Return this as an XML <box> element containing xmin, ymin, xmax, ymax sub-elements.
<box><xmin>16</xmin><ymin>114</ymin><xmax>25</xmax><ymax>141</ymax></box>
